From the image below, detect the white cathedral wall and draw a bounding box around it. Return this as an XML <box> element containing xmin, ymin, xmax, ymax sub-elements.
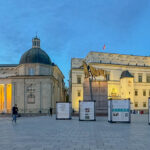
<box><xmin>41</xmin><ymin>79</ymin><xmax>51</xmax><ymax>113</ymax></box>
<box><xmin>14</xmin><ymin>79</ymin><xmax>25</xmax><ymax>113</ymax></box>
<box><xmin>12</xmin><ymin>78</ymin><xmax>53</xmax><ymax>113</ymax></box>
<box><xmin>0</xmin><ymin>64</ymin><xmax>65</xmax><ymax>114</ymax></box>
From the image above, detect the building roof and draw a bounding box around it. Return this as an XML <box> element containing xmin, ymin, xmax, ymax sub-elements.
<box><xmin>120</xmin><ymin>70</ymin><xmax>133</xmax><ymax>78</ymax></box>
<box><xmin>0</xmin><ymin>64</ymin><xmax>18</xmax><ymax>67</ymax></box>
<box><xmin>19</xmin><ymin>48</ymin><xmax>52</xmax><ymax>65</ymax></box>
<box><xmin>19</xmin><ymin>37</ymin><xmax>52</xmax><ymax>65</ymax></box>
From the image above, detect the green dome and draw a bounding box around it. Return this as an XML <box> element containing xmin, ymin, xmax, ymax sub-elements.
<box><xmin>19</xmin><ymin>48</ymin><xmax>52</xmax><ymax>65</ymax></box>
<box><xmin>120</xmin><ymin>70</ymin><xmax>133</xmax><ymax>79</ymax></box>
<box><xmin>19</xmin><ymin>37</ymin><xmax>52</xmax><ymax>65</ymax></box>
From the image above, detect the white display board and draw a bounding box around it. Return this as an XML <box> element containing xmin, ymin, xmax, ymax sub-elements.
<box><xmin>148</xmin><ymin>97</ymin><xmax>150</xmax><ymax>125</ymax></box>
<box><xmin>56</xmin><ymin>102</ymin><xmax>72</xmax><ymax>120</ymax></box>
<box><xmin>108</xmin><ymin>99</ymin><xmax>130</xmax><ymax>123</ymax></box>
<box><xmin>79</xmin><ymin>101</ymin><xmax>96</xmax><ymax>121</ymax></box>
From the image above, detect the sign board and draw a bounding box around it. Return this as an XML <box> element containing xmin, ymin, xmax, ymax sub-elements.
<box><xmin>56</xmin><ymin>102</ymin><xmax>72</xmax><ymax>120</ymax></box>
<box><xmin>148</xmin><ymin>97</ymin><xmax>150</xmax><ymax>125</ymax></box>
<box><xmin>79</xmin><ymin>101</ymin><xmax>96</xmax><ymax>121</ymax></box>
<box><xmin>108</xmin><ymin>99</ymin><xmax>130</xmax><ymax>123</ymax></box>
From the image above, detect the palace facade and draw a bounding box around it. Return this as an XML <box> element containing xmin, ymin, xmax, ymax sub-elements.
<box><xmin>0</xmin><ymin>37</ymin><xmax>65</xmax><ymax>114</ymax></box>
<box><xmin>70</xmin><ymin>52</ymin><xmax>150</xmax><ymax>112</ymax></box>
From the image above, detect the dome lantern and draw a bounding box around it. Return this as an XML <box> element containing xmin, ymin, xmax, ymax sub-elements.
<box><xmin>32</xmin><ymin>36</ymin><xmax>40</xmax><ymax>48</ymax></box>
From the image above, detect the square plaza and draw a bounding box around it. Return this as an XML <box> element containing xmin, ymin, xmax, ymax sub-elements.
<box><xmin>0</xmin><ymin>114</ymin><xmax>150</xmax><ymax>150</ymax></box>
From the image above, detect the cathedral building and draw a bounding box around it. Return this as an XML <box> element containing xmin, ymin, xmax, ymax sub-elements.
<box><xmin>0</xmin><ymin>37</ymin><xmax>65</xmax><ymax>114</ymax></box>
<box><xmin>70</xmin><ymin>51</ymin><xmax>150</xmax><ymax>112</ymax></box>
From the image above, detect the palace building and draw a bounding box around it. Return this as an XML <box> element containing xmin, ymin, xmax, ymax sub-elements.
<box><xmin>0</xmin><ymin>37</ymin><xmax>65</xmax><ymax>114</ymax></box>
<box><xmin>70</xmin><ymin>51</ymin><xmax>150</xmax><ymax>112</ymax></box>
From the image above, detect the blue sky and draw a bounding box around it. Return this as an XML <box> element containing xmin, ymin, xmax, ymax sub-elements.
<box><xmin>0</xmin><ymin>0</ymin><xmax>150</xmax><ymax>86</ymax></box>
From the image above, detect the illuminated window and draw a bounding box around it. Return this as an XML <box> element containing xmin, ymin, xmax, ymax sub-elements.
<box><xmin>29</xmin><ymin>68</ymin><xmax>35</xmax><ymax>75</ymax></box>
<box><xmin>143</xmin><ymin>90</ymin><xmax>146</xmax><ymax>96</ymax></box>
<box><xmin>77</xmin><ymin>90</ymin><xmax>81</xmax><ymax>97</ymax></box>
<box><xmin>135</xmin><ymin>90</ymin><xmax>138</xmax><ymax>96</ymax></box>
<box><xmin>77</xmin><ymin>76</ymin><xmax>81</xmax><ymax>84</ymax></box>
<box><xmin>135</xmin><ymin>102</ymin><xmax>138</xmax><ymax>107</ymax></box>
<box><xmin>146</xmin><ymin>74</ymin><xmax>150</xmax><ymax>83</ymax></box>
<box><xmin>138</xmin><ymin>74</ymin><xmax>142</xmax><ymax>82</ymax></box>
<box><xmin>143</xmin><ymin>102</ymin><xmax>146</xmax><ymax>107</ymax></box>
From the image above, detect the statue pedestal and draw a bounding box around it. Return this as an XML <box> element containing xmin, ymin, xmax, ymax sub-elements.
<box><xmin>83</xmin><ymin>78</ymin><xmax>108</xmax><ymax>115</ymax></box>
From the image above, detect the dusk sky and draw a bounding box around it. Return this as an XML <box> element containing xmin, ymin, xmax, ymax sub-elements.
<box><xmin>0</xmin><ymin>0</ymin><xmax>150</xmax><ymax>86</ymax></box>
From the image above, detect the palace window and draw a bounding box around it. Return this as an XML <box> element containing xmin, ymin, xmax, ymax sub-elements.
<box><xmin>106</xmin><ymin>73</ymin><xmax>110</xmax><ymax>81</ymax></box>
<box><xmin>143</xmin><ymin>90</ymin><xmax>146</xmax><ymax>96</ymax></box>
<box><xmin>135</xmin><ymin>102</ymin><xmax>138</xmax><ymax>107</ymax></box>
<box><xmin>135</xmin><ymin>90</ymin><xmax>138</xmax><ymax>96</ymax></box>
<box><xmin>77</xmin><ymin>76</ymin><xmax>81</xmax><ymax>84</ymax></box>
<box><xmin>143</xmin><ymin>102</ymin><xmax>146</xmax><ymax>107</ymax></box>
<box><xmin>138</xmin><ymin>74</ymin><xmax>142</xmax><ymax>82</ymax></box>
<box><xmin>149</xmin><ymin>90</ymin><xmax>150</xmax><ymax>96</ymax></box>
<box><xmin>146</xmin><ymin>74</ymin><xmax>150</xmax><ymax>83</ymax></box>
<box><xmin>77</xmin><ymin>90</ymin><xmax>81</xmax><ymax>97</ymax></box>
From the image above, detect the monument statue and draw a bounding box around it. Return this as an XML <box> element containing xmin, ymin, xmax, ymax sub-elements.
<box><xmin>82</xmin><ymin>61</ymin><xmax>106</xmax><ymax>101</ymax></box>
<box><xmin>82</xmin><ymin>61</ymin><xmax>106</xmax><ymax>79</ymax></box>
<box><xmin>82</xmin><ymin>61</ymin><xmax>108</xmax><ymax>115</ymax></box>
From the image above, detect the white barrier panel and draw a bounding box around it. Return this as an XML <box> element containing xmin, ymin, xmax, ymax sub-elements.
<box><xmin>108</xmin><ymin>99</ymin><xmax>130</xmax><ymax>123</ymax></box>
<box><xmin>56</xmin><ymin>102</ymin><xmax>72</xmax><ymax>120</ymax></box>
<box><xmin>79</xmin><ymin>101</ymin><xmax>96</xmax><ymax>121</ymax></box>
<box><xmin>148</xmin><ymin>97</ymin><xmax>150</xmax><ymax>125</ymax></box>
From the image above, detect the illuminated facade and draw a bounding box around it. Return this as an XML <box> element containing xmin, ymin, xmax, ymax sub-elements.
<box><xmin>0</xmin><ymin>37</ymin><xmax>65</xmax><ymax>114</ymax></box>
<box><xmin>70</xmin><ymin>52</ymin><xmax>150</xmax><ymax>112</ymax></box>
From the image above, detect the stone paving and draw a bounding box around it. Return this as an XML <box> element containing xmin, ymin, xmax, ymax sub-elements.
<box><xmin>0</xmin><ymin>114</ymin><xmax>150</xmax><ymax>150</ymax></box>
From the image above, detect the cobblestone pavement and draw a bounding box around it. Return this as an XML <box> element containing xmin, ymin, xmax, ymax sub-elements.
<box><xmin>0</xmin><ymin>114</ymin><xmax>150</xmax><ymax>150</ymax></box>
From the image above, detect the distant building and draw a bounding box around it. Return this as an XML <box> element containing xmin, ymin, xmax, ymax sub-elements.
<box><xmin>70</xmin><ymin>52</ymin><xmax>150</xmax><ymax>112</ymax></box>
<box><xmin>0</xmin><ymin>37</ymin><xmax>65</xmax><ymax>114</ymax></box>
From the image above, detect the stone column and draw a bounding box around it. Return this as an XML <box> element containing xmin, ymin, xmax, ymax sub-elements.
<box><xmin>11</xmin><ymin>82</ymin><xmax>16</xmax><ymax>107</ymax></box>
<box><xmin>4</xmin><ymin>84</ymin><xmax>7</xmax><ymax>113</ymax></box>
<box><xmin>24</xmin><ymin>79</ymin><xmax>26</xmax><ymax>113</ymax></box>
<box><xmin>40</xmin><ymin>82</ymin><xmax>42</xmax><ymax>113</ymax></box>
<box><xmin>50</xmin><ymin>81</ymin><xmax>53</xmax><ymax>108</ymax></box>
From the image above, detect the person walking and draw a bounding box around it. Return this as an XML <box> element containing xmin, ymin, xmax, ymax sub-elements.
<box><xmin>12</xmin><ymin>104</ymin><xmax>18</xmax><ymax>123</ymax></box>
<box><xmin>49</xmin><ymin>107</ymin><xmax>53</xmax><ymax>117</ymax></box>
